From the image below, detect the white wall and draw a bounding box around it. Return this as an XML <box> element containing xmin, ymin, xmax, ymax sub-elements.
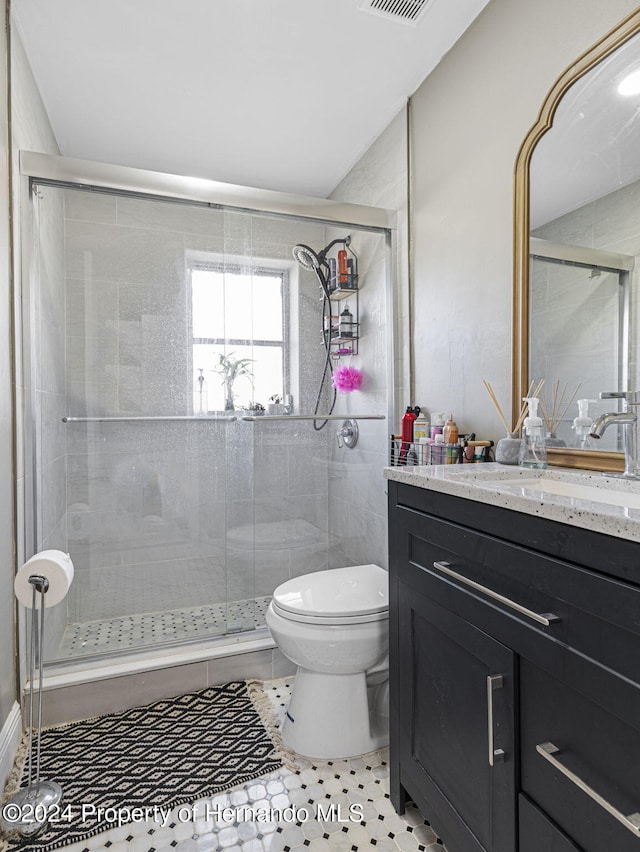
<box><xmin>410</xmin><ymin>0</ymin><xmax>640</xmax><ymax>442</ymax></box>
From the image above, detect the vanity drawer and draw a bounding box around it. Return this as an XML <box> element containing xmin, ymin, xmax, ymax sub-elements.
<box><xmin>520</xmin><ymin>658</ymin><xmax>640</xmax><ymax>852</ymax></box>
<box><xmin>519</xmin><ymin>795</ymin><xmax>583</xmax><ymax>852</ymax></box>
<box><xmin>396</xmin><ymin>505</ymin><xmax>640</xmax><ymax>687</ymax></box>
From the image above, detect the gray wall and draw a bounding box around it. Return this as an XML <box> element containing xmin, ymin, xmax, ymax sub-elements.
<box><xmin>409</xmin><ymin>0</ymin><xmax>640</xmax><ymax>441</ymax></box>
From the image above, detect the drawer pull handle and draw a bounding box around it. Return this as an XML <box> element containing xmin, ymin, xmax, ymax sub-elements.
<box><xmin>432</xmin><ymin>561</ymin><xmax>560</xmax><ymax>627</ymax></box>
<box><xmin>537</xmin><ymin>742</ymin><xmax>640</xmax><ymax>837</ymax></box>
<box><xmin>487</xmin><ymin>675</ymin><xmax>505</xmax><ymax>767</ymax></box>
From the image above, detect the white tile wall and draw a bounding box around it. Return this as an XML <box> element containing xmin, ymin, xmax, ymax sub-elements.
<box><xmin>327</xmin><ymin>107</ymin><xmax>409</xmax><ymax>571</ymax></box>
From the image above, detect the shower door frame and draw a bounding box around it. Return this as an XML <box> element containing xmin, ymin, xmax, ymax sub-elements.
<box><xmin>17</xmin><ymin>150</ymin><xmax>397</xmax><ymax>666</ymax></box>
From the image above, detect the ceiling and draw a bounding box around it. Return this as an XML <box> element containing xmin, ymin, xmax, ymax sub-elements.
<box><xmin>12</xmin><ymin>0</ymin><xmax>489</xmax><ymax>198</ymax></box>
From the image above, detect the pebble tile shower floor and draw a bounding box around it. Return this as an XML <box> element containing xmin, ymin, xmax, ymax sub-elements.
<box><xmin>47</xmin><ymin>679</ymin><xmax>447</xmax><ymax>852</ymax></box>
<box><xmin>56</xmin><ymin>597</ymin><xmax>273</xmax><ymax>659</ymax></box>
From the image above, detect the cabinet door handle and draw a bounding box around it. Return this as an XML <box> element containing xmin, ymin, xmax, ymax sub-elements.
<box><xmin>432</xmin><ymin>561</ymin><xmax>560</xmax><ymax>626</ymax></box>
<box><xmin>487</xmin><ymin>675</ymin><xmax>505</xmax><ymax>767</ymax></box>
<box><xmin>537</xmin><ymin>742</ymin><xmax>640</xmax><ymax>836</ymax></box>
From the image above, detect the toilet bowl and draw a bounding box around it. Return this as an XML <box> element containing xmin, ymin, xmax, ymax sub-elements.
<box><xmin>266</xmin><ymin>563</ymin><xmax>389</xmax><ymax>759</ymax></box>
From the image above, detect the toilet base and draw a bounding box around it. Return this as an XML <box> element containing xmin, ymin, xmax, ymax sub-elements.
<box><xmin>281</xmin><ymin>668</ymin><xmax>389</xmax><ymax>760</ymax></box>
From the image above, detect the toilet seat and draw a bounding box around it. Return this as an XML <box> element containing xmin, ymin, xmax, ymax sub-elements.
<box><xmin>271</xmin><ymin>563</ymin><xmax>388</xmax><ymax>626</ymax></box>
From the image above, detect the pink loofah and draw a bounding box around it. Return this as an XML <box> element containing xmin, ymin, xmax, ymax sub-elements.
<box><xmin>332</xmin><ymin>365</ymin><xmax>363</xmax><ymax>394</ymax></box>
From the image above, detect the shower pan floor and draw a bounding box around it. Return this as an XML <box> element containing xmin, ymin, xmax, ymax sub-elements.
<box><xmin>54</xmin><ymin>596</ymin><xmax>272</xmax><ymax>660</ymax></box>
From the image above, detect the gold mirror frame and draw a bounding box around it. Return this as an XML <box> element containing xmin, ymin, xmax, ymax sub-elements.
<box><xmin>512</xmin><ymin>8</ymin><xmax>640</xmax><ymax>472</ymax></box>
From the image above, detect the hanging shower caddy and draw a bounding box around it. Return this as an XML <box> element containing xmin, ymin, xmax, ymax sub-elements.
<box><xmin>324</xmin><ymin>243</ymin><xmax>360</xmax><ymax>358</ymax></box>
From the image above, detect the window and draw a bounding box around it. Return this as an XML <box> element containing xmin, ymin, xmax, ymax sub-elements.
<box><xmin>190</xmin><ymin>262</ymin><xmax>287</xmax><ymax>411</ymax></box>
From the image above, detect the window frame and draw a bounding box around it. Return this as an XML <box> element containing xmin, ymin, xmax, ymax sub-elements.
<box><xmin>189</xmin><ymin>259</ymin><xmax>290</xmax><ymax>409</ymax></box>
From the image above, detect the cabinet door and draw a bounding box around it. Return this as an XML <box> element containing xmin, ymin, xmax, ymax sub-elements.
<box><xmin>395</xmin><ymin>579</ymin><xmax>516</xmax><ymax>852</ymax></box>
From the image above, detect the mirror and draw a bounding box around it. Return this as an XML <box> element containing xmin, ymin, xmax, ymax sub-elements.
<box><xmin>513</xmin><ymin>9</ymin><xmax>640</xmax><ymax>471</ymax></box>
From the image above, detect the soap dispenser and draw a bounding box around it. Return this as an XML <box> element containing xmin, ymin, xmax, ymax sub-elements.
<box><xmin>519</xmin><ymin>397</ymin><xmax>548</xmax><ymax>468</ymax></box>
<box><xmin>573</xmin><ymin>398</ymin><xmax>596</xmax><ymax>449</ymax></box>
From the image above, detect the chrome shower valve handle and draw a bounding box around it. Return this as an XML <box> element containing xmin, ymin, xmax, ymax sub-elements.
<box><xmin>336</xmin><ymin>419</ymin><xmax>359</xmax><ymax>449</ymax></box>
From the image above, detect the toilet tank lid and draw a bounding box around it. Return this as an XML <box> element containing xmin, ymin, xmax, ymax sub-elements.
<box><xmin>272</xmin><ymin>564</ymin><xmax>388</xmax><ymax>618</ymax></box>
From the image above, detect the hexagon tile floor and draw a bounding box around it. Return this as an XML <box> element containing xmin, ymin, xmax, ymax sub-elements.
<box><xmin>47</xmin><ymin>679</ymin><xmax>448</xmax><ymax>852</ymax></box>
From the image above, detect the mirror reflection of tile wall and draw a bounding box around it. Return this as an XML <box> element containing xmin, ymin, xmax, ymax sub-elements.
<box><xmin>531</xmin><ymin>176</ymin><xmax>640</xmax><ymax>450</ymax></box>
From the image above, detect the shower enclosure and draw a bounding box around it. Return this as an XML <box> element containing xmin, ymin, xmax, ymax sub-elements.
<box><xmin>20</xmin><ymin>154</ymin><xmax>393</xmax><ymax>668</ymax></box>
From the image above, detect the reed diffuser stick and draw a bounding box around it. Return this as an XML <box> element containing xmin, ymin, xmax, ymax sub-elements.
<box><xmin>483</xmin><ymin>380</ymin><xmax>511</xmax><ymax>435</ymax></box>
<box><xmin>483</xmin><ymin>379</ymin><xmax>545</xmax><ymax>436</ymax></box>
<box><xmin>539</xmin><ymin>381</ymin><xmax>582</xmax><ymax>434</ymax></box>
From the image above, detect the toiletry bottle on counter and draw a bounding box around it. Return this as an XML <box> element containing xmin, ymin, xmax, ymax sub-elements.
<box><xmin>430</xmin><ymin>413</ymin><xmax>445</xmax><ymax>439</ymax></box>
<box><xmin>432</xmin><ymin>432</ymin><xmax>445</xmax><ymax>464</ymax></box>
<box><xmin>413</xmin><ymin>411</ymin><xmax>429</xmax><ymax>440</ymax></box>
<box><xmin>443</xmin><ymin>414</ymin><xmax>459</xmax><ymax>444</ymax></box>
<box><xmin>519</xmin><ymin>397</ymin><xmax>548</xmax><ymax>468</ymax></box>
<box><xmin>399</xmin><ymin>406</ymin><xmax>419</xmax><ymax>463</ymax></box>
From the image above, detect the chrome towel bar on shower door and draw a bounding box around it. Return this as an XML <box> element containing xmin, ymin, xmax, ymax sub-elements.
<box><xmin>62</xmin><ymin>414</ymin><xmax>384</xmax><ymax>423</ymax></box>
<box><xmin>241</xmin><ymin>413</ymin><xmax>386</xmax><ymax>421</ymax></box>
<box><xmin>62</xmin><ymin>415</ymin><xmax>239</xmax><ymax>422</ymax></box>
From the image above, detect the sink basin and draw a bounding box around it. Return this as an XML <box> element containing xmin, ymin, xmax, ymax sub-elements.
<box><xmin>478</xmin><ymin>472</ymin><xmax>640</xmax><ymax>510</ymax></box>
<box><xmin>512</xmin><ymin>477</ymin><xmax>640</xmax><ymax>509</ymax></box>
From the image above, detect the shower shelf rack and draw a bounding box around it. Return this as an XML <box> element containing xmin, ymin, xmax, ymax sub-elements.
<box><xmin>326</xmin><ymin>285</ymin><xmax>359</xmax><ymax>358</ymax></box>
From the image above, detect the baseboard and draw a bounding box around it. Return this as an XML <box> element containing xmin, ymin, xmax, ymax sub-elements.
<box><xmin>0</xmin><ymin>702</ymin><xmax>22</xmax><ymax>792</ymax></box>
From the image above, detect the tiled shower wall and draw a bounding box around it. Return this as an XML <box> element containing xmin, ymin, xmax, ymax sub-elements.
<box><xmin>32</xmin><ymin>186</ymin><xmax>393</xmax><ymax>660</ymax></box>
<box><xmin>327</xmin><ymin>108</ymin><xmax>408</xmax><ymax>571</ymax></box>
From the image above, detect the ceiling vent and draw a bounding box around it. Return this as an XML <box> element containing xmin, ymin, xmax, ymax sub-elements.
<box><xmin>358</xmin><ymin>0</ymin><xmax>433</xmax><ymax>26</ymax></box>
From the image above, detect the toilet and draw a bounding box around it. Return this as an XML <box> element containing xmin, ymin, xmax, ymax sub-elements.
<box><xmin>266</xmin><ymin>563</ymin><xmax>389</xmax><ymax>759</ymax></box>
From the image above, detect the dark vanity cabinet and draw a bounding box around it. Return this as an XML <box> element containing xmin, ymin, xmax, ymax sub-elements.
<box><xmin>388</xmin><ymin>480</ymin><xmax>640</xmax><ymax>852</ymax></box>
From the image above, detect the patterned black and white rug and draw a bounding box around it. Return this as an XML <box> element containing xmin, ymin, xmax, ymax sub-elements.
<box><xmin>0</xmin><ymin>680</ymin><xmax>286</xmax><ymax>852</ymax></box>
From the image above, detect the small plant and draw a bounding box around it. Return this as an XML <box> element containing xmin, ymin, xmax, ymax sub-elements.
<box><xmin>269</xmin><ymin>393</ymin><xmax>283</xmax><ymax>404</ymax></box>
<box><xmin>248</xmin><ymin>402</ymin><xmax>265</xmax><ymax>414</ymax></box>
<box><xmin>213</xmin><ymin>353</ymin><xmax>254</xmax><ymax>411</ymax></box>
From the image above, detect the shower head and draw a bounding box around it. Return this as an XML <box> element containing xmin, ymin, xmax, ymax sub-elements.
<box><xmin>293</xmin><ymin>236</ymin><xmax>352</xmax><ymax>272</ymax></box>
<box><xmin>292</xmin><ymin>244</ymin><xmax>321</xmax><ymax>271</ymax></box>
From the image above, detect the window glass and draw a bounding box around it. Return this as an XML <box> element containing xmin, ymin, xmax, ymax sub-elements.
<box><xmin>191</xmin><ymin>263</ymin><xmax>285</xmax><ymax>411</ymax></box>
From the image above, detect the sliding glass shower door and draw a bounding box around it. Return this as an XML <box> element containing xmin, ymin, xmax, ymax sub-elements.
<box><xmin>28</xmin><ymin>183</ymin><xmax>331</xmax><ymax>663</ymax></box>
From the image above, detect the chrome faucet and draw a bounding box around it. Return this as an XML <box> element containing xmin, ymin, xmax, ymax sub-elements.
<box><xmin>589</xmin><ymin>391</ymin><xmax>640</xmax><ymax>479</ymax></box>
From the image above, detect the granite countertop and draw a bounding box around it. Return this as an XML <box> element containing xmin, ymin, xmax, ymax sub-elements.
<box><xmin>384</xmin><ymin>462</ymin><xmax>640</xmax><ymax>542</ymax></box>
